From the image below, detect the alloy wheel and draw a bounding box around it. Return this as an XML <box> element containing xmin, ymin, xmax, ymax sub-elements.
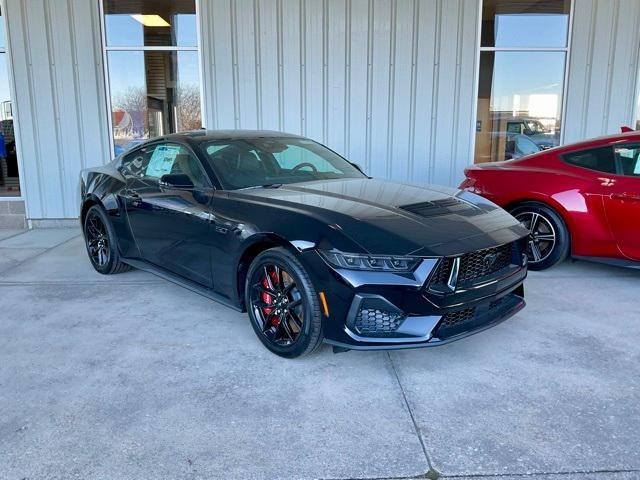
<box><xmin>85</xmin><ymin>212</ymin><xmax>110</xmax><ymax>267</ymax></box>
<box><xmin>250</xmin><ymin>263</ymin><xmax>304</xmax><ymax>346</ymax></box>
<box><xmin>515</xmin><ymin>211</ymin><xmax>556</xmax><ymax>264</ymax></box>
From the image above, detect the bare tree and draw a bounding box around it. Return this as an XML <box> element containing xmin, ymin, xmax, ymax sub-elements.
<box><xmin>112</xmin><ymin>84</ymin><xmax>201</xmax><ymax>137</ymax></box>
<box><xmin>176</xmin><ymin>84</ymin><xmax>202</xmax><ymax>131</ymax></box>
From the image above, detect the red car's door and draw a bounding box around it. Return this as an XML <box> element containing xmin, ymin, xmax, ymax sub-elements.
<box><xmin>602</xmin><ymin>145</ymin><xmax>640</xmax><ymax>260</ymax></box>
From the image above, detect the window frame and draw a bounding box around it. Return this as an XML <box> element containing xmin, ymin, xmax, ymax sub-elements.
<box><xmin>99</xmin><ymin>0</ymin><xmax>205</xmax><ymax>159</ymax></box>
<box><xmin>471</xmin><ymin>0</ymin><xmax>575</xmax><ymax>165</ymax></box>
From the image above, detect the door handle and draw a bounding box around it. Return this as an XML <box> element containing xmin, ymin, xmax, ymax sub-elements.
<box><xmin>610</xmin><ymin>193</ymin><xmax>640</xmax><ymax>202</ymax></box>
<box><xmin>124</xmin><ymin>189</ymin><xmax>141</xmax><ymax>199</ymax></box>
<box><xmin>124</xmin><ymin>189</ymin><xmax>142</xmax><ymax>206</ymax></box>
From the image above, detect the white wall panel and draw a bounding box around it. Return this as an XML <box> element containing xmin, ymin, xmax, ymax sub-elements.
<box><xmin>5</xmin><ymin>0</ymin><xmax>110</xmax><ymax>220</ymax></box>
<box><xmin>563</xmin><ymin>0</ymin><xmax>640</xmax><ymax>143</ymax></box>
<box><xmin>200</xmin><ymin>0</ymin><xmax>481</xmax><ymax>187</ymax></box>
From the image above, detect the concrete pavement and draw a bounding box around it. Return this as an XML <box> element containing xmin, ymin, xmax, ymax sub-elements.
<box><xmin>1</xmin><ymin>228</ymin><xmax>639</xmax><ymax>480</ymax></box>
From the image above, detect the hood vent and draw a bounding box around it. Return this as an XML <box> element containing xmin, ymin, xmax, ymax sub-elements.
<box><xmin>400</xmin><ymin>198</ymin><xmax>467</xmax><ymax>217</ymax></box>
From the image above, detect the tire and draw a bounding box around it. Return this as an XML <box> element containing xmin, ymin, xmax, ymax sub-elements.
<box><xmin>83</xmin><ymin>204</ymin><xmax>132</xmax><ymax>275</ymax></box>
<box><xmin>510</xmin><ymin>202</ymin><xmax>570</xmax><ymax>271</ymax></box>
<box><xmin>245</xmin><ymin>247</ymin><xmax>323</xmax><ymax>358</ymax></box>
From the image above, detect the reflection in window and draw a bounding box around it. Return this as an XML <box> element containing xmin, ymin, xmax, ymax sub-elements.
<box><xmin>474</xmin><ymin>0</ymin><xmax>570</xmax><ymax>164</ymax></box>
<box><xmin>102</xmin><ymin>0</ymin><xmax>201</xmax><ymax>157</ymax></box>
<box><xmin>0</xmin><ymin>5</ymin><xmax>19</xmax><ymax>197</ymax></box>
<box><xmin>475</xmin><ymin>51</ymin><xmax>565</xmax><ymax>163</ymax></box>
<box><xmin>636</xmin><ymin>83</ymin><xmax>640</xmax><ymax>130</ymax></box>
<box><xmin>108</xmin><ymin>50</ymin><xmax>201</xmax><ymax>154</ymax></box>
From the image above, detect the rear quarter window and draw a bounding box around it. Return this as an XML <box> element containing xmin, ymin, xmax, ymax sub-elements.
<box><xmin>562</xmin><ymin>147</ymin><xmax>616</xmax><ymax>174</ymax></box>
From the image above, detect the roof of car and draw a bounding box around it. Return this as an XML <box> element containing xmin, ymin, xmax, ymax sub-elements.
<box><xmin>163</xmin><ymin>129</ymin><xmax>305</xmax><ymax>143</ymax></box>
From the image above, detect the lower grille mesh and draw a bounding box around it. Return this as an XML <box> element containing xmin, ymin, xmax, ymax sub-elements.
<box><xmin>354</xmin><ymin>308</ymin><xmax>405</xmax><ymax>336</ymax></box>
<box><xmin>435</xmin><ymin>295</ymin><xmax>512</xmax><ymax>339</ymax></box>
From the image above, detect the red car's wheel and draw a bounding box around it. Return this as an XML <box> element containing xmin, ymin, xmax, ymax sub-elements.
<box><xmin>510</xmin><ymin>202</ymin><xmax>570</xmax><ymax>271</ymax></box>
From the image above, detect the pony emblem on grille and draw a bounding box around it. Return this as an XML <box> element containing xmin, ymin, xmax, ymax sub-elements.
<box><xmin>483</xmin><ymin>253</ymin><xmax>500</xmax><ymax>271</ymax></box>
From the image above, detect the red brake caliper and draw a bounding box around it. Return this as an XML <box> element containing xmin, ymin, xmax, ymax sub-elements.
<box><xmin>261</xmin><ymin>269</ymin><xmax>281</xmax><ymax>327</ymax></box>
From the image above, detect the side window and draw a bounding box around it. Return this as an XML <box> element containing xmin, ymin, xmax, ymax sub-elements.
<box><xmin>563</xmin><ymin>147</ymin><xmax>616</xmax><ymax>174</ymax></box>
<box><xmin>613</xmin><ymin>146</ymin><xmax>640</xmax><ymax>177</ymax></box>
<box><xmin>168</xmin><ymin>148</ymin><xmax>210</xmax><ymax>188</ymax></box>
<box><xmin>119</xmin><ymin>145</ymin><xmax>157</xmax><ymax>179</ymax></box>
<box><xmin>119</xmin><ymin>143</ymin><xmax>209</xmax><ymax>187</ymax></box>
<box><xmin>272</xmin><ymin>144</ymin><xmax>341</xmax><ymax>173</ymax></box>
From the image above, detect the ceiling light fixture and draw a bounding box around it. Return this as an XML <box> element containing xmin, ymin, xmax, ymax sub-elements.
<box><xmin>130</xmin><ymin>14</ymin><xmax>170</xmax><ymax>27</ymax></box>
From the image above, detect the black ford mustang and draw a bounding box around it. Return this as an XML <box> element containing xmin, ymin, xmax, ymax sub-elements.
<box><xmin>80</xmin><ymin>130</ymin><xmax>528</xmax><ymax>357</ymax></box>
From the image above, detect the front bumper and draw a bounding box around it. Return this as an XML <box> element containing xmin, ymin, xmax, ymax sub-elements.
<box><xmin>298</xmin><ymin>239</ymin><xmax>528</xmax><ymax>350</ymax></box>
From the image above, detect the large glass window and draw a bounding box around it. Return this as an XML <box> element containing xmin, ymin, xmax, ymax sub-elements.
<box><xmin>0</xmin><ymin>5</ymin><xmax>19</xmax><ymax>197</ymax></box>
<box><xmin>102</xmin><ymin>0</ymin><xmax>201</xmax><ymax>156</ymax></box>
<box><xmin>474</xmin><ymin>0</ymin><xmax>571</xmax><ymax>164</ymax></box>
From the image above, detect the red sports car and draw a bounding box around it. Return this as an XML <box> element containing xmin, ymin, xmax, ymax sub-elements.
<box><xmin>460</xmin><ymin>131</ymin><xmax>640</xmax><ymax>270</ymax></box>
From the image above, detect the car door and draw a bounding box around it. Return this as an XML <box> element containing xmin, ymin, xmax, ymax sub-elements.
<box><xmin>122</xmin><ymin>142</ymin><xmax>215</xmax><ymax>287</ymax></box>
<box><xmin>604</xmin><ymin>145</ymin><xmax>640</xmax><ymax>260</ymax></box>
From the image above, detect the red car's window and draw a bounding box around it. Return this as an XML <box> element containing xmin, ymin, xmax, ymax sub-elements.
<box><xmin>613</xmin><ymin>146</ymin><xmax>640</xmax><ymax>177</ymax></box>
<box><xmin>562</xmin><ymin>147</ymin><xmax>616</xmax><ymax>175</ymax></box>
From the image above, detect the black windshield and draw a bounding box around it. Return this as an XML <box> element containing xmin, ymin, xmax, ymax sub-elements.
<box><xmin>199</xmin><ymin>137</ymin><xmax>365</xmax><ymax>190</ymax></box>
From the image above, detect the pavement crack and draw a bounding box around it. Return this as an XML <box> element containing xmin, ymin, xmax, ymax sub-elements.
<box><xmin>387</xmin><ymin>351</ymin><xmax>441</xmax><ymax>480</ymax></box>
<box><xmin>440</xmin><ymin>468</ymin><xmax>640</xmax><ymax>478</ymax></box>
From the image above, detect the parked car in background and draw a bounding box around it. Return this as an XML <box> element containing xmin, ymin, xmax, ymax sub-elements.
<box><xmin>460</xmin><ymin>130</ymin><xmax>640</xmax><ymax>270</ymax></box>
<box><xmin>505</xmin><ymin>117</ymin><xmax>560</xmax><ymax>150</ymax></box>
<box><xmin>80</xmin><ymin>130</ymin><xmax>529</xmax><ymax>357</ymax></box>
<box><xmin>505</xmin><ymin>134</ymin><xmax>542</xmax><ymax>160</ymax></box>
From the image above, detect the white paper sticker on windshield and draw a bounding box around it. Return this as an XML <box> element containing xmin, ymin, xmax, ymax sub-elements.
<box><xmin>146</xmin><ymin>145</ymin><xmax>181</xmax><ymax>178</ymax></box>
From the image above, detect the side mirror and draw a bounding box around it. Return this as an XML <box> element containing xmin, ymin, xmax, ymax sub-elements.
<box><xmin>159</xmin><ymin>173</ymin><xmax>194</xmax><ymax>191</ymax></box>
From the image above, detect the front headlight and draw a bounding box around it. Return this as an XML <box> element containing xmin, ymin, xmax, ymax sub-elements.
<box><xmin>319</xmin><ymin>250</ymin><xmax>420</xmax><ymax>272</ymax></box>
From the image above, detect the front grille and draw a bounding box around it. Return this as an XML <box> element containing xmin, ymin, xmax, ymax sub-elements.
<box><xmin>428</xmin><ymin>242</ymin><xmax>514</xmax><ymax>292</ymax></box>
<box><xmin>354</xmin><ymin>308</ymin><xmax>405</xmax><ymax>336</ymax></box>
<box><xmin>457</xmin><ymin>244</ymin><xmax>513</xmax><ymax>283</ymax></box>
<box><xmin>431</xmin><ymin>257</ymin><xmax>454</xmax><ymax>286</ymax></box>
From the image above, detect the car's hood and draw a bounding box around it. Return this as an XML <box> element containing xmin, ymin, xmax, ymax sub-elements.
<box><xmin>232</xmin><ymin>178</ymin><xmax>527</xmax><ymax>256</ymax></box>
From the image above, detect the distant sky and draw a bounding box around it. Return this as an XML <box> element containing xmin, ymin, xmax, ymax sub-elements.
<box><xmin>492</xmin><ymin>14</ymin><xmax>569</xmax><ymax>48</ymax></box>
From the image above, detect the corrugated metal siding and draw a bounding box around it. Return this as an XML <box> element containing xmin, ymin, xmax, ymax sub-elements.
<box><xmin>563</xmin><ymin>0</ymin><xmax>640</xmax><ymax>143</ymax></box>
<box><xmin>4</xmin><ymin>0</ymin><xmax>110</xmax><ymax>219</ymax></box>
<box><xmin>199</xmin><ymin>0</ymin><xmax>480</xmax><ymax>187</ymax></box>
<box><xmin>9</xmin><ymin>0</ymin><xmax>639</xmax><ymax>220</ymax></box>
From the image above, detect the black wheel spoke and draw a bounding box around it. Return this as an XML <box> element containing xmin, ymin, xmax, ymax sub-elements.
<box><xmin>286</xmin><ymin>309</ymin><xmax>303</xmax><ymax>330</ymax></box>
<box><xmin>262</xmin><ymin>311</ymin><xmax>276</xmax><ymax>332</ymax></box>
<box><xmin>280</xmin><ymin>316</ymin><xmax>295</xmax><ymax>342</ymax></box>
<box><xmin>288</xmin><ymin>298</ymin><xmax>302</xmax><ymax>309</ymax></box>
<box><xmin>253</xmin><ymin>283</ymin><xmax>278</xmax><ymax>297</ymax></box>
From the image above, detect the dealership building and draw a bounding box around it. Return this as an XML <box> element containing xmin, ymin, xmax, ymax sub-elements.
<box><xmin>0</xmin><ymin>0</ymin><xmax>639</xmax><ymax>228</ymax></box>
